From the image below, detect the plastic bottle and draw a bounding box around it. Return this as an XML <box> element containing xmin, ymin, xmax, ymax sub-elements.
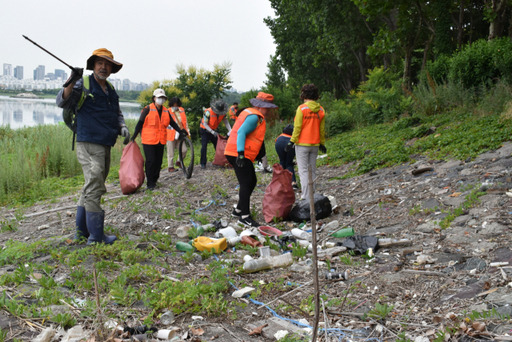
<box><xmin>325</xmin><ymin>270</ymin><xmax>349</xmax><ymax>280</ymax></box>
<box><xmin>269</xmin><ymin>253</ymin><xmax>293</xmax><ymax>268</ymax></box>
<box><xmin>290</xmin><ymin>263</ymin><xmax>312</xmax><ymax>273</ymax></box>
<box><xmin>331</xmin><ymin>227</ymin><xmax>354</xmax><ymax>238</ymax></box>
<box><xmin>291</xmin><ymin>228</ymin><xmax>311</xmax><ymax>240</ymax></box>
<box><xmin>226</xmin><ymin>236</ymin><xmax>241</xmax><ymax>246</ymax></box>
<box><xmin>176</xmin><ymin>241</ymin><xmax>194</xmax><ymax>252</ymax></box>
<box><xmin>243</xmin><ymin>258</ymin><xmax>272</xmax><ymax>273</ymax></box>
<box><xmin>322</xmin><ymin>220</ymin><xmax>339</xmax><ymax>231</ymax></box>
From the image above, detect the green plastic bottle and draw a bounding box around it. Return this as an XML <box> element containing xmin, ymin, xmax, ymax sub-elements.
<box><xmin>176</xmin><ymin>241</ymin><xmax>194</xmax><ymax>252</ymax></box>
<box><xmin>331</xmin><ymin>227</ymin><xmax>355</xmax><ymax>238</ymax></box>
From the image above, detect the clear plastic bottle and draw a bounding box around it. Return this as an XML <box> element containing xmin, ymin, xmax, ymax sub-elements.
<box><xmin>291</xmin><ymin>228</ymin><xmax>311</xmax><ymax>240</ymax></box>
<box><xmin>243</xmin><ymin>258</ymin><xmax>272</xmax><ymax>273</ymax></box>
<box><xmin>269</xmin><ymin>253</ymin><xmax>293</xmax><ymax>268</ymax></box>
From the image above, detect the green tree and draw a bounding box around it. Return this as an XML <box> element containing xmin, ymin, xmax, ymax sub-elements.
<box><xmin>138</xmin><ymin>63</ymin><xmax>232</xmax><ymax>139</ymax></box>
<box><xmin>265</xmin><ymin>0</ymin><xmax>372</xmax><ymax>97</ymax></box>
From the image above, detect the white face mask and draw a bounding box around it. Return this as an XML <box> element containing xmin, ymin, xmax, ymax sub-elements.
<box><xmin>155</xmin><ymin>98</ymin><xmax>165</xmax><ymax>106</ymax></box>
<box><xmin>171</xmin><ymin>106</ymin><xmax>179</xmax><ymax>112</ymax></box>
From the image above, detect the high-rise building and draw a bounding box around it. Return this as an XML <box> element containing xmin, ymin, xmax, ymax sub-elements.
<box><xmin>54</xmin><ymin>69</ymin><xmax>67</xmax><ymax>80</ymax></box>
<box><xmin>3</xmin><ymin>63</ymin><xmax>12</xmax><ymax>76</ymax></box>
<box><xmin>14</xmin><ymin>66</ymin><xmax>24</xmax><ymax>80</ymax></box>
<box><xmin>33</xmin><ymin>65</ymin><xmax>45</xmax><ymax>80</ymax></box>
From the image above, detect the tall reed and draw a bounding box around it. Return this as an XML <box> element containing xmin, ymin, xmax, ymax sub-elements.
<box><xmin>0</xmin><ymin>124</ymin><xmax>126</xmax><ymax>205</ymax></box>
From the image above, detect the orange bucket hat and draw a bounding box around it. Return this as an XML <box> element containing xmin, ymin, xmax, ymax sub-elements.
<box><xmin>86</xmin><ymin>48</ymin><xmax>123</xmax><ymax>74</ymax></box>
<box><xmin>249</xmin><ymin>92</ymin><xmax>278</xmax><ymax>108</ymax></box>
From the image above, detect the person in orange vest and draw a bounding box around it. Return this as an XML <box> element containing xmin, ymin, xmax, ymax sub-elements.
<box><xmin>166</xmin><ymin>97</ymin><xmax>190</xmax><ymax>172</ymax></box>
<box><xmin>275</xmin><ymin>124</ymin><xmax>297</xmax><ymax>189</ymax></box>
<box><xmin>199</xmin><ymin>99</ymin><xmax>232</xmax><ymax>169</ymax></box>
<box><xmin>228</xmin><ymin>102</ymin><xmax>239</xmax><ymax>121</ymax></box>
<box><xmin>132</xmin><ymin>89</ymin><xmax>187</xmax><ymax>190</ymax></box>
<box><xmin>285</xmin><ymin>84</ymin><xmax>326</xmax><ymax>200</ymax></box>
<box><xmin>225</xmin><ymin>92</ymin><xmax>278</xmax><ymax>228</ymax></box>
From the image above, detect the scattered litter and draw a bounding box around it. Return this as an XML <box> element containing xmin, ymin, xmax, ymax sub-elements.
<box><xmin>258</xmin><ymin>225</ymin><xmax>283</xmax><ymax>237</ymax></box>
<box><xmin>274</xmin><ymin>330</ymin><xmax>289</xmax><ymax>340</ymax></box>
<box><xmin>37</xmin><ymin>224</ymin><xmax>49</xmax><ymax>231</ymax></box>
<box><xmin>415</xmin><ymin>254</ymin><xmax>437</xmax><ymax>265</ymax></box>
<box><xmin>156</xmin><ymin>327</ymin><xmax>180</xmax><ymax>340</ymax></box>
<box><xmin>192</xmin><ymin>236</ymin><xmax>227</xmax><ymax>253</ymax></box>
<box><xmin>232</xmin><ymin>287</ymin><xmax>255</xmax><ymax>298</ymax></box>
<box><xmin>340</xmin><ymin>235</ymin><xmax>379</xmax><ymax>254</ymax></box>
<box><xmin>160</xmin><ymin>310</ymin><xmax>175</xmax><ymax>325</ymax></box>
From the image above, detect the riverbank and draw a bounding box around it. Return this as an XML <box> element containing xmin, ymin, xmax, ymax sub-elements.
<box><xmin>2</xmin><ymin>139</ymin><xmax>512</xmax><ymax>340</ymax></box>
<box><xmin>0</xmin><ymin>89</ymin><xmax>141</xmax><ymax>103</ymax></box>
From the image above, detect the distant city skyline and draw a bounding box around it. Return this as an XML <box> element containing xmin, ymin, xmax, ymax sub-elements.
<box><xmin>1</xmin><ymin>61</ymin><xmax>149</xmax><ymax>91</ymax></box>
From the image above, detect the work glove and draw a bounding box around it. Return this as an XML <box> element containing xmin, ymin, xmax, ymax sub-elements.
<box><xmin>284</xmin><ymin>142</ymin><xmax>294</xmax><ymax>153</ymax></box>
<box><xmin>63</xmin><ymin>67</ymin><xmax>83</xmax><ymax>88</ymax></box>
<box><xmin>236</xmin><ymin>151</ymin><xmax>246</xmax><ymax>168</ymax></box>
<box><xmin>120</xmin><ymin>126</ymin><xmax>130</xmax><ymax>144</ymax></box>
<box><xmin>211</xmin><ymin>131</ymin><xmax>218</xmax><ymax>137</ymax></box>
<box><xmin>179</xmin><ymin>129</ymin><xmax>188</xmax><ymax>138</ymax></box>
<box><xmin>319</xmin><ymin>144</ymin><xmax>327</xmax><ymax>153</ymax></box>
<box><xmin>227</xmin><ymin>130</ymin><xmax>231</xmax><ymax>137</ymax></box>
<box><xmin>121</xmin><ymin>126</ymin><xmax>130</xmax><ymax>137</ymax></box>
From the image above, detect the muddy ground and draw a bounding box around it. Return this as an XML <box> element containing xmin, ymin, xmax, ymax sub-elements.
<box><xmin>3</xmin><ymin>142</ymin><xmax>512</xmax><ymax>341</ymax></box>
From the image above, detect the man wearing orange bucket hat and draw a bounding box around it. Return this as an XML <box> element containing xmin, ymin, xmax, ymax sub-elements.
<box><xmin>224</xmin><ymin>92</ymin><xmax>278</xmax><ymax>228</ymax></box>
<box><xmin>57</xmin><ymin>48</ymin><xmax>129</xmax><ymax>245</ymax></box>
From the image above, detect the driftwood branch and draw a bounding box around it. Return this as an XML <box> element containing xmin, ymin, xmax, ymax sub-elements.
<box><xmin>22</xmin><ymin>195</ymin><xmax>126</xmax><ymax>219</ymax></box>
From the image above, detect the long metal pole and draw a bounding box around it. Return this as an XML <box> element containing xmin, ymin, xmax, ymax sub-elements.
<box><xmin>22</xmin><ymin>35</ymin><xmax>73</xmax><ymax>70</ymax></box>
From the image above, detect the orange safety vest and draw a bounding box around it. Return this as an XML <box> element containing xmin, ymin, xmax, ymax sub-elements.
<box><xmin>200</xmin><ymin>107</ymin><xmax>225</xmax><ymax>131</ymax></box>
<box><xmin>228</xmin><ymin>105</ymin><xmax>238</xmax><ymax>120</ymax></box>
<box><xmin>296</xmin><ymin>103</ymin><xmax>325</xmax><ymax>145</ymax></box>
<box><xmin>141</xmin><ymin>103</ymin><xmax>171</xmax><ymax>145</ymax></box>
<box><xmin>275</xmin><ymin>133</ymin><xmax>292</xmax><ymax>142</ymax></box>
<box><xmin>167</xmin><ymin>107</ymin><xmax>188</xmax><ymax>141</ymax></box>
<box><xmin>225</xmin><ymin>108</ymin><xmax>266</xmax><ymax>162</ymax></box>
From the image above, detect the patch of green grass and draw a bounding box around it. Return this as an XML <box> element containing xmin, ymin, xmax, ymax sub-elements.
<box><xmin>438</xmin><ymin>186</ymin><xmax>485</xmax><ymax>229</ymax></box>
<box><xmin>323</xmin><ymin>111</ymin><xmax>512</xmax><ymax>176</ymax></box>
<box><xmin>147</xmin><ymin>261</ymin><xmax>232</xmax><ymax>317</ymax></box>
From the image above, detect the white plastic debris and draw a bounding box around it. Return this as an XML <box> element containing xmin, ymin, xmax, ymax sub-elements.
<box><xmin>274</xmin><ymin>330</ymin><xmax>289</xmax><ymax>340</ymax></box>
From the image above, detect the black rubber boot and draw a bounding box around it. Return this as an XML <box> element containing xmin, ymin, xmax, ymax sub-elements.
<box><xmin>86</xmin><ymin>211</ymin><xmax>117</xmax><ymax>245</ymax></box>
<box><xmin>75</xmin><ymin>206</ymin><xmax>89</xmax><ymax>241</ymax></box>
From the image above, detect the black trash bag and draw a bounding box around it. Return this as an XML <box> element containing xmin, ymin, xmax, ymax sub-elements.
<box><xmin>276</xmin><ymin>232</ymin><xmax>298</xmax><ymax>249</ymax></box>
<box><xmin>289</xmin><ymin>194</ymin><xmax>332</xmax><ymax>222</ymax></box>
<box><xmin>339</xmin><ymin>235</ymin><xmax>379</xmax><ymax>254</ymax></box>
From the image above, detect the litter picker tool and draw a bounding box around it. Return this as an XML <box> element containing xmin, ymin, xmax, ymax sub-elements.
<box><xmin>22</xmin><ymin>35</ymin><xmax>74</xmax><ymax>70</ymax></box>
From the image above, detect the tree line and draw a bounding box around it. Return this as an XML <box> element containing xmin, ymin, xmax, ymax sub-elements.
<box><xmin>264</xmin><ymin>0</ymin><xmax>512</xmax><ymax>97</ymax></box>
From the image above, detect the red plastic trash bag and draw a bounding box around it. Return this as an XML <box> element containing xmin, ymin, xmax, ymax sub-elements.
<box><xmin>213</xmin><ymin>135</ymin><xmax>231</xmax><ymax>167</ymax></box>
<box><xmin>262</xmin><ymin>163</ymin><xmax>295</xmax><ymax>223</ymax></box>
<box><xmin>119</xmin><ymin>141</ymin><xmax>145</xmax><ymax>195</ymax></box>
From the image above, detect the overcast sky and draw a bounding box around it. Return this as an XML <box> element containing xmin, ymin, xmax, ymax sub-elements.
<box><xmin>1</xmin><ymin>0</ymin><xmax>277</xmax><ymax>92</ymax></box>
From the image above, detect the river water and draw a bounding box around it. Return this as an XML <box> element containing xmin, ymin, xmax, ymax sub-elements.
<box><xmin>0</xmin><ymin>95</ymin><xmax>142</xmax><ymax>129</ymax></box>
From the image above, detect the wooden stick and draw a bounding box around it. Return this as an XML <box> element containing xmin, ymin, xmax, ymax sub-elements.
<box><xmin>401</xmin><ymin>269</ymin><xmax>446</xmax><ymax>277</ymax></box>
<box><xmin>257</xmin><ymin>281</ymin><xmax>313</xmax><ymax>309</ymax></box>
<box><xmin>308</xmin><ymin>165</ymin><xmax>320</xmax><ymax>342</ymax></box>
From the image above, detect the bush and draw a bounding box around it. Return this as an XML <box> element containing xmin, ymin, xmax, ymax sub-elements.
<box><xmin>326</xmin><ymin>67</ymin><xmax>412</xmax><ymax>129</ymax></box>
<box><xmin>425</xmin><ymin>37</ymin><xmax>512</xmax><ymax>89</ymax></box>
<box><xmin>412</xmin><ymin>80</ymin><xmax>476</xmax><ymax>116</ymax></box>
<box><xmin>325</xmin><ymin>99</ymin><xmax>356</xmax><ymax>135</ymax></box>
